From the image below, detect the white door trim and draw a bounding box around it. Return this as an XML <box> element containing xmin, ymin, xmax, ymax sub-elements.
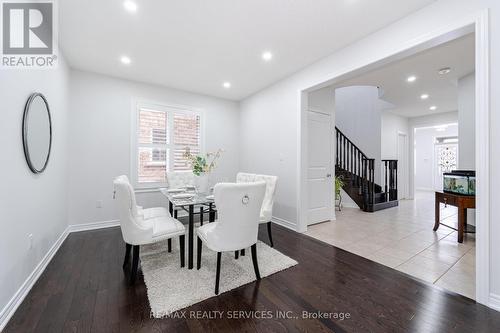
<box><xmin>297</xmin><ymin>10</ymin><xmax>490</xmax><ymax>307</ymax></box>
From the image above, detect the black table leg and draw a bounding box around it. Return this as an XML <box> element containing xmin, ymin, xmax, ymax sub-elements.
<box><xmin>209</xmin><ymin>203</ymin><xmax>215</xmax><ymax>222</ymax></box>
<box><xmin>188</xmin><ymin>204</ymin><xmax>194</xmax><ymax>269</ymax></box>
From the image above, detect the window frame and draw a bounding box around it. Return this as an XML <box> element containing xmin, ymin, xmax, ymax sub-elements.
<box><xmin>131</xmin><ymin>100</ymin><xmax>205</xmax><ymax>190</ymax></box>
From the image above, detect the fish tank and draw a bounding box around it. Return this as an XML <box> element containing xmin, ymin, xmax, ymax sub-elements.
<box><xmin>443</xmin><ymin>170</ymin><xmax>475</xmax><ymax>196</ymax></box>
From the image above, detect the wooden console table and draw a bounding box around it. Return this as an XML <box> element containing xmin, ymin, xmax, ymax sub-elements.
<box><xmin>434</xmin><ymin>191</ymin><xmax>475</xmax><ymax>243</ymax></box>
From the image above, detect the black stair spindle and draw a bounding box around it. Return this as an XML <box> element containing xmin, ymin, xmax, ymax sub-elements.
<box><xmin>346</xmin><ymin>140</ymin><xmax>349</xmax><ymax>173</ymax></box>
<box><xmin>343</xmin><ymin>135</ymin><xmax>346</xmax><ymax>170</ymax></box>
<box><xmin>350</xmin><ymin>143</ymin><xmax>353</xmax><ymax>174</ymax></box>
<box><xmin>394</xmin><ymin>161</ymin><xmax>398</xmax><ymax>201</ymax></box>
<box><xmin>336</xmin><ymin>131</ymin><xmax>339</xmax><ymax>166</ymax></box>
<box><xmin>385</xmin><ymin>160</ymin><xmax>388</xmax><ymax>202</ymax></box>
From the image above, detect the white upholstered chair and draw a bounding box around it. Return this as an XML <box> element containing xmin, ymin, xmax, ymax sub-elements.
<box><xmin>166</xmin><ymin>171</ymin><xmax>195</xmax><ymax>189</ymax></box>
<box><xmin>115</xmin><ymin>175</ymin><xmax>169</xmax><ymax>219</ymax></box>
<box><xmin>166</xmin><ymin>171</ymin><xmax>196</xmax><ymax>217</ymax></box>
<box><xmin>196</xmin><ymin>182</ymin><xmax>266</xmax><ymax>294</ymax></box>
<box><xmin>236</xmin><ymin>172</ymin><xmax>278</xmax><ymax>247</ymax></box>
<box><xmin>114</xmin><ymin>176</ymin><xmax>186</xmax><ymax>284</ymax></box>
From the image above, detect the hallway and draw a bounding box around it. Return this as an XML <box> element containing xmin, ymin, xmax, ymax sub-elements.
<box><xmin>306</xmin><ymin>191</ymin><xmax>475</xmax><ymax>298</ymax></box>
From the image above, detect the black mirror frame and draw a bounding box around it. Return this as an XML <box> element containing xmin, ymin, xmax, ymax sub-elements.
<box><xmin>22</xmin><ymin>92</ymin><xmax>52</xmax><ymax>174</ymax></box>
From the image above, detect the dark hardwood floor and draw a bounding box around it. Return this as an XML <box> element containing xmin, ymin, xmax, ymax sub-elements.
<box><xmin>5</xmin><ymin>224</ymin><xmax>500</xmax><ymax>333</ymax></box>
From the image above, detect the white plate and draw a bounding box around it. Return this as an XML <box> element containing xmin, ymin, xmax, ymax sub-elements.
<box><xmin>206</xmin><ymin>195</ymin><xmax>214</xmax><ymax>200</ymax></box>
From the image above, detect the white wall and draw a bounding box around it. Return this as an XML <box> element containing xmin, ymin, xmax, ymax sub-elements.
<box><xmin>458</xmin><ymin>72</ymin><xmax>476</xmax><ymax>225</ymax></box>
<box><xmin>68</xmin><ymin>70</ymin><xmax>240</xmax><ymax>226</ymax></box>
<box><xmin>414</xmin><ymin>124</ymin><xmax>459</xmax><ymax>190</ymax></box>
<box><xmin>239</xmin><ymin>0</ymin><xmax>500</xmax><ymax>302</ymax></box>
<box><xmin>308</xmin><ymin>87</ymin><xmax>335</xmax><ymax>112</ymax></box>
<box><xmin>335</xmin><ymin>86</ymin><xmax>382</xmax><ymax>182</ymax></box>
<box><xmin>381</xmin><ymin>111</ymin><xmax>410</xmax><ymax>198</ymax></box>
<box><xmin>458</xmin><ymin>72</ymin><xmax>476</xmax><ymax>169</ymax></box>
<box><xmin>381</xmin><ymin>112</ymin><xmax>409</xmax><ymax>159</ymax></box>
<box><xmin>0</xmin><ymin>59</ymin><xmax>70</xmax><ymax>317</ymax></box>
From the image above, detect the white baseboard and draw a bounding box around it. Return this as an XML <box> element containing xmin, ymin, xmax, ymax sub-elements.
<box><xmin>68</xmin><ymin>220</ymin><xmax>120</xmax><ymax>233</ymax></box>
<box><xmin>489</xmin><ymin>293</ymin><xmax>500</xmax><ymax>312</ymax></box>
<box><xmin>0</xmin><ymin>226</ymin><xmax>70</xmax><ymax>332</ymax></box>
<box><xmin>0</xmin><ymin>219</ymin><xmax>120</xmax><ymax>331</ymax></box>
<box><xmin>271</xmin><ymin>216</ymin><xmax>297</xmax><ymax>232</ymax></box>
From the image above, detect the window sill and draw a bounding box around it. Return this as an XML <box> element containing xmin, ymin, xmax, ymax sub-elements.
<box><xmin>134</xmin><ymin>187</ymin><xmax>165</xmax><ymax>194</ymax></box>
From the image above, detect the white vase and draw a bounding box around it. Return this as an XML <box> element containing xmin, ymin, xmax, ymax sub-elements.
<box><xmin>196</xmin><ymin>173</ymin><xmax>210</xmax><ymax>194</ymax></box>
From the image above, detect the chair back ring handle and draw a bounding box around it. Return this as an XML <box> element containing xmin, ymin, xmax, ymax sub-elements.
<box><xmin>242</xmin><ymin>194</ymin><xmax>250</xmax><ymax>205</ymax></box>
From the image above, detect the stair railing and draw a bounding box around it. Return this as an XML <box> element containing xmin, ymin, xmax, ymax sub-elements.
<box><xmin>336</xmin><ymin>127</ymin><xmax>376</xmax><ymax>209</ymax></box>
<box><xmin>382</xmin><ymin>159</ymin><xmax>398</xmax><ymax>202</ymax></box>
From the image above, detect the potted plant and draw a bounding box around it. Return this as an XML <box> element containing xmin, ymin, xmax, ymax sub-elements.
<box><xmin>183</xmin><ymin>148</ymin><xmax>223</xmax><ymax>193</ymax></box>
<box><xmin>335</xmin><ymin>175</ymin><xmax>344</xmax><ymax>211</ymax></box>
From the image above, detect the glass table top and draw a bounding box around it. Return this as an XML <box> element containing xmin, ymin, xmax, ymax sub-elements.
<box><xmin>159</xmin><ymin>188</ymin><xmax>214</xmax><ymax>207</ymax></box>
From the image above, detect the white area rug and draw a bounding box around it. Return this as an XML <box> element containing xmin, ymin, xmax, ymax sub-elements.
<box><xmin>140</xmin><ymin>239</ymin><xmax>298</xmax><ymax>317</ymax></box>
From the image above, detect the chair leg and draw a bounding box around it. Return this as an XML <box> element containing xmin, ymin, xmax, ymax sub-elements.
<box><xmin>123</xmin><ymin>243</ymin><xmax>132</xmax><ymax>269</ymax></box>
<box><xmin>168</xmin><ymin>239</ymin><xmax>172</xmax><ymax>253</ymax></box>
<box><xmin>251</xmin><ymin>244</ymin><xmax>261</xmax><ymax>280</ymax></box>
<box><xmin>235</xmin><ymin>251</ymin><xmax>239</xmax><ymax>259</ymax></box>
<box><xmin>179</xmin><ymin>235</ymin><xmax>185</xmax><ymax>268</ymax></box>
<box><xmin>267</xmin><ymin>221</ymin><xmax>274</xmax><ymax>247</ymax></box>
<box><xmin>197</xmin><ymin>236</ymin><xmax>202</xmax><ymax>270</ymax></box>
<box><xmin>241</xmin><ymin>249</ymin><xmax>245</xmax><ymax>256</ymax></box>
<box><xmin>215</xmin><ymin>252</ymin><xmax>222</xmax><ymax>295</ymax></box>
<box><xmin>130</xmin><ymin>245</ymin><xmax>140</xmax><ymax>285</ymax></box>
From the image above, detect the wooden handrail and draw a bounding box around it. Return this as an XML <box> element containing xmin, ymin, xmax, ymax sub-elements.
<box><xmin>335</xmin><ymin>127</ymin><xmax>368</xmax><ymax>160</ymax></box>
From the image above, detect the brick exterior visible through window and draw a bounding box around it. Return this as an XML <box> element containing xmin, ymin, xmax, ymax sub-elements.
<box><xmin>136</xmin><ymin>106</ymin><xmax>201</xmax><ymax>184</ymax></box>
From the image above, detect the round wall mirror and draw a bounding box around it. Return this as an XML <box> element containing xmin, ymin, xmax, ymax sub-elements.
<box><xmin>22</xmin><ymin>93</ymin><xmax>52</xmax><ymax>174</ymax></box>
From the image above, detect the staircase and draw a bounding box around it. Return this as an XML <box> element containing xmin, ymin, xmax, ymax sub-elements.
<box><xmin>336</xmin><ymin>127</ymin><xmax>398</xmax><ymax>212</ymax></box>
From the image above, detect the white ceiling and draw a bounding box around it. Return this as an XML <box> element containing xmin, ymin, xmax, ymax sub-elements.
<box><xmin>338</xmin><ymin>33</ymin><xmax>475</xmax><ymax>117</ymax></box>
<box><xmin>59</xmin><ymin>0</ymin><xmax>436</xmax><ymax>101</ymax></box>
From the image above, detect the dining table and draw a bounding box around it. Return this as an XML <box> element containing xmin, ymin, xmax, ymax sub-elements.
<box><xmin>160</xmin><ymin>188</ymin><xmax>216</xmax><ymax>269</ymax></box>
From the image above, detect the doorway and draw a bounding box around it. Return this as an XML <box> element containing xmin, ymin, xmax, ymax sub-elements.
<box><xmin>433</xmin><ymin>138</ymin><xmax>458</xmax><ymax>191</ymax></box>
<box><xmin>298</xmin><ymin>15</ymin><xmax>490</xmax><ymax>305</ymax></box>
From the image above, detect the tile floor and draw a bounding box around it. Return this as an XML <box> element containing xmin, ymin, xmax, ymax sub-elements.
<box><xmin>305</xmin><ymin>191</ymin><xmax>476</xmax><ymax>299</ymax></box>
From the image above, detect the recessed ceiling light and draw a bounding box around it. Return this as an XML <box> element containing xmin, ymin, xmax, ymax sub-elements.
<box><xmin>123</xmin><ymin>0</ymin><xmax>137</xmax><ymax>12</ymax></box>
<box><xmin>407</xmin><ymin>75</ymin><xmax>417</xmax><ymax>83</ymax></box>
<box><xmin>438</xmin><ymin>67</ymin><xmax>452</xmax><ymax>75</ymax></box>
<box><xmin>120</xmin><ymin>56</ymin><xmax>131</xmax><ymax>65</ymax></box>
<box><xmin>420</xmin><ymin>94</ymin><xmax>429</xmax><ymax>100</ymax></box>
<box><xmin>222</xmin><ymin>82</ymin><xmax>231</xmax><ymax>89</ymax></box>
<box><xmin>262</xmin><ymin>51</ymin><xmax>273</xmax><ymax>62</ymax></box>
<box><xmin>429</xmin><ymin>106</ymin><xmax>437</xmax><ymax>111</ymax></box>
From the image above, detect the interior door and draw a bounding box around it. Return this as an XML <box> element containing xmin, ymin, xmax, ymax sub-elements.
<box><xmin>397</xmin><ymin>133</ymin><xmax>408</xmax><ymax>199</ymax></box>
<box><xmin>307</xmin><ymin>110</ymin><xmax>333</xmax><ymax>225</ymax></box>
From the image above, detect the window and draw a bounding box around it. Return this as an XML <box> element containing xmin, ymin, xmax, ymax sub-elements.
<box><xmin>134</xmin><ymin>103</ymin><xmax>202</xmax><ymax>187</ymax></box>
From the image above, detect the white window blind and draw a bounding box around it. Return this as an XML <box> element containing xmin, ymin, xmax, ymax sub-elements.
<box><xmin>172</xmin><ymin>113</ymin><xmax>201</xmax><ymax>171</ymax></box>
<box><xmin>135</xmin><ymin>104</ymin><xmax>202</xmax><ymax>186</ymax></box>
